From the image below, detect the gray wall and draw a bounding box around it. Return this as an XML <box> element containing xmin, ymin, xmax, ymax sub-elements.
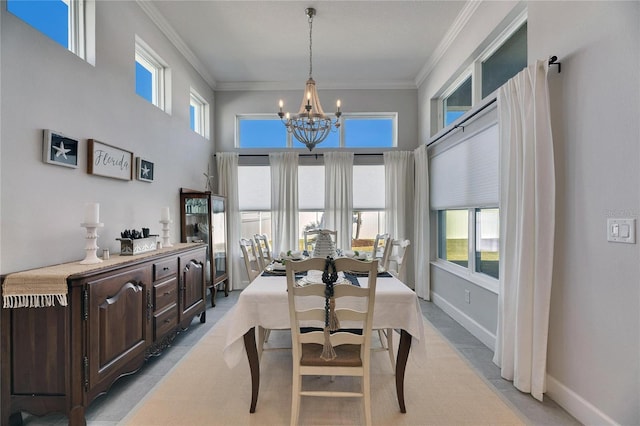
<box><xmin>420</xmin><ymin>1</ymin><xmax>639</xmax><ymax>424</ymax></box>
<box><xmin>0</xmin><ymin>1</ymin><xmax>215</xmax><ymax>273</ymax></box>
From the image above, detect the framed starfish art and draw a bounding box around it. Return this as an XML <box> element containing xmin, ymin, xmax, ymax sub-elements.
<box><xmin>43</xmin><ymin>130</ymin><xmax>79</xmax><ymax>168</ymax></box>
<box><xmin>136</xmin><ymin>157</ymin><xmax>154</xmax><ymax>183</ymax></box>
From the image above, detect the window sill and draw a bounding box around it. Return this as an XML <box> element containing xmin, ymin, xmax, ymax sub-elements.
<box><xmin>431</xmin><ymin>259</ymin><xmax>499</xmax><ymax>294</ymax></box>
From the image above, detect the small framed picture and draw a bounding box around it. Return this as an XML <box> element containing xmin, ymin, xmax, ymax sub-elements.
<box><xmin>88</xmin><ymin>139</ymin><xmax>134</xmax><ymax>181</ymax></box>
<box><xmin>43</xmin><ymin>130</ymin><xmax>79</xmax><ymax>168</ymax></box>
<box><xmin>136</xmin><ymin>157</ymin><xmax>154</xmax><ymax>182</ymax></box>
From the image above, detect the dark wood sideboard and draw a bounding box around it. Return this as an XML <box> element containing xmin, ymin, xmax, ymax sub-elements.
<box><xmin>1</xmin><ymin>243</ymin><xmax>208</xmax><ymax>425</ymax></box>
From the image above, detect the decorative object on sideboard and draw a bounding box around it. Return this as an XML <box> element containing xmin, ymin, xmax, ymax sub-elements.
<box><xmin>116</xmin><ymin>228</ymin><xmax>159</xmax><ymax>255</ymax></box>
<box><xmin>204</xmin><ymin>164</ymin><xmax>215</xmax><ymax>192</ymax></box>
<box><xmin>136</xmin><ymin>157</ymin><xmax>154</xmax><ymax>182</ymax></box>
<box><xmin>87</xmin><ymin>139</ymin><xmax>134</xmax><ymax>180</ymax></box>
<box><xmin>43</xmin><ymin>129</ymin><xmax>79</xmax><ymax>168</ymax></box>
<box><xmin>80</xmin><ymin>202</ymin><xmax>104</xmax><ymax>265</ymax></box>
<box><xmin>160</xmin><ymin>206</ymin><xmax>174</xmax><ymax>248</ymax></box>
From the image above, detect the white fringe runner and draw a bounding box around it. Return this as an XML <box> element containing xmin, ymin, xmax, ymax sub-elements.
<box><xmin>3</xmin><ymin>294</ymin><xmax>68</xmax><ymax>308</ymax></box>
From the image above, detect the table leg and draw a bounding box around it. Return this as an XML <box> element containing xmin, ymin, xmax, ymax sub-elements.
<box><xmin>243</xmin><ymin>327</ymin><xmax>260</xmax><ymax>413</ymax></box>
<box><xmin>395</xmin><ymin>329</ymin><xmax>412</xmax><ymax>413</ymax></box>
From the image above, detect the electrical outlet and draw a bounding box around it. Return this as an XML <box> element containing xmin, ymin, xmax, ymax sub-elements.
<box><xmin>464</xmin><ymin>290</ymin><xmax>470</xmax><ymax>304</ymax></box>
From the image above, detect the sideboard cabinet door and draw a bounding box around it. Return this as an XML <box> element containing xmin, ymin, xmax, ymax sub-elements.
<box><xmin>178</xmin><ymin>251</ymin><xmax>206</xmax><ymax>327</ymax></box>
<box><xmin>85</xmin><ymin>265</ymin><xmax>152</xmax><ymax>400</ymax></box>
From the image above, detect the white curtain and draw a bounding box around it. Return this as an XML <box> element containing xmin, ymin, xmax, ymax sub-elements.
<box><xmin>384</xmin><ymin>151</ymin><xmax>414</xmax><ymax>286</ymax></box>
<box><xmin>269</xmin><ymin>152</ymin><xmax>299</xmax><ymax>255</ymax></box>
<box><xmin>324</xmin><ymin>152</ymin><xmax>353</xmax><ymax>250</ymax></box>
<box><xmin>216</xmin><ymin>152</ymin><xmax>242</xmax><ymax>290</ymax></box>
<box><xmin>492</xmin><ymin>59</ymin><xmax>555</xmax><ymax>402</ymax></box>
<box><xmin>413</xmin><ymin>144</ymin><xmax>430</xmax><ymax>300</ymax></box>
<box><xmin>383</xmin><ymin>151</ymin><xmax>414</xmax><ymax>240</ymax></box>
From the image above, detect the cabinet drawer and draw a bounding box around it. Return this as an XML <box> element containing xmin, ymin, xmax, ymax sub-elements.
<box><xmin>154</xmin><ymin>278</ymin><xmax>178</xmax><ymax>312</ymax></box>
<box><xmin>154</xmin><ymin>304</ymin><xmax>178</xmax><ymax>340</ymax></box>
<box><xmin>154</xmin><ymin>257</ymin><xmax>178</xmax><ymax>281</ymax></box>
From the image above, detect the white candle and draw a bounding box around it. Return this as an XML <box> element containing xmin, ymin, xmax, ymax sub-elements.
<box><xmin>161</xmin><ymin>207</ymin><xmax>170</xmax><ymax>222</ymax></box>
<box><xmin>84</xmin><ymin>203</ymin><xmax>99</xmax><ymax>224</ymax></box>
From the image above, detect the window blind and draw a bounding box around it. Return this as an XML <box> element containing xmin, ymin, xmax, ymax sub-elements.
<box><xmin>430</xmin><ymin>108</ymin><xmax>499</xmax><ymax>210</ymax></box>
<box><xmin>238</xmin><ymin>166</ymin><xmax>270</xmax><ymax>210</ymax></box>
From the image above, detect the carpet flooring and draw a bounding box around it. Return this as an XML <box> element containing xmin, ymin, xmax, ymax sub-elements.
<box><xmin>121</xmin><ymin>308</ymin><xmax>526</xmax><ymax>425</ymax></box>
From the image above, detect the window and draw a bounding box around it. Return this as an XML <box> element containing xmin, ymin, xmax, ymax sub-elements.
<box><xmin>236</xmin><ymin>113</ymin><xmax>396</xmax><ymax>149</ymax></box>
<box><xmin>438</xmin><ymin>210</ymin><xmax>469</xmax><ymax>268</ymax></box>
<box><xmin>442</xmin><ymin>76</ymin><xmax>472</xmax><ymax>128</ymax></box>
<box><xmin>190</xmin><ymin>89</ymin><xmax>209</xmax><ymax>139</ymax></box>
<box><xmin>436</xmin><ymin>13</ymin><xmax>526</xmax><ymax>132</ymax></box>
<box><xmin>238</xmin><ymin>163</ymin><xmax>386</xmax><ymax>253</ymax></box>
<box><xmin>481</xmin><ymin>23</ymin><xmax>527</xmax><ymax>99</ymax></box>
<box><xmin>7</xmin><ymin>0</ymin><xmax>94</xmax><ymax>63</ymax></box>
<box><xmin>135</xmin><ymin>37</ymin><xmax>168</xmax><ymax>111</ymax></box>
<box><xmin>343</xmin><ymin>115</ymin><xmax>396</xmax><ymax>148</ymax></box>
<box><xmin>430</xmin><ymin>103</ymin><xmax>500</xmax><ymax>287</ymax></box>
<box><xmin>237</xmin><ymin>116</ymin><xmax>288</xmax><ymax>149</ymax></box>
<box><xmin>475</xmin><ymin>208</ymin><xmax>499</xmax><ymax>279</ymax></box>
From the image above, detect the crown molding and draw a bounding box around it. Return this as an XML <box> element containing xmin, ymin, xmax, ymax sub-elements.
<box><xmin>414</xmin><ymin>0</ymin><xmax>482</xmax><ymax>88</ymax></box>
<box><xmin>215</xmin><ymin>79</ymin><xmax>417</xmax><ymax>92</ymax></box>
<box><xmin>136</xmin><ymin>0</ymin><xmax>217</xmax><ymax>90</ymax></box>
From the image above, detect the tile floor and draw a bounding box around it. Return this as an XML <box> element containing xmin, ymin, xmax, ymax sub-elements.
<box><xmin>19</xmin><ymin>290</ymin><xmax>581</xmax><ymax>425</ymax></box>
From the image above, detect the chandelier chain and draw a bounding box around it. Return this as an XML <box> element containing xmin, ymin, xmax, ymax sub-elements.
<box><xmin>308</xmin><ymin>14</ymin><xmax>313</xmax><ymax>79</ymax></box>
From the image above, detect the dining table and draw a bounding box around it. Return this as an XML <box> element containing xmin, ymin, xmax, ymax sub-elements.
<box><xmin>222</xmin><ymin>259</ymin><xmax>426</xmax><ymax>414</ymax></box>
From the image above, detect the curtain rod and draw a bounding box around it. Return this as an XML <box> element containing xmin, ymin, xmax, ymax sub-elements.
<box><xmin>214</xmin><ymin>153</ymin><xmax>384</xmax><ymax>158</ymax></box>
<box><xmin>427</xmin><ymin>55</ymin><xmax>561</xmax><ymax>148</ymax></box>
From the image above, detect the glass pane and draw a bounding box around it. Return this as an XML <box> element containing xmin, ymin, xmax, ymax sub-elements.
<box><xmin>135</xmin><ymin>62</ymin><xmax>153</xmax><ymax>102</ymax></box>
<box><xmin>344</xmin><ymin>117</ymin><xmax>393</xmax><ymax>148</ymax></box>
<box><xmin>443</xmin><ymin>76</ymin><xmax>472</xmax><ymax>127</ymax></box>
<box><xmin>475</xmin><ymin>208</ymin><xmax>499</xmax><ymax>279</ymax></box>
<box><xmin>240</xmin><ymin>211</ymin><xmax>272</xmax><ymax>243</ymax></box>
<box><xmin>482</xmin><ymin>23</ymin><xmax>527</xmax><ymax>98</ymax></box>
<box><xmin>352</xmin><ymin>211</ymin><xmax>385</xmax><ymax>254</ymax></box>
<box><xmin>299</xmin><ymin>211</ymin><xmax>324</xmax><ymax>251</ymax></box>
<box><xmin>239</xmin><ymin>119</ymin><xmax>287</xmax><ymax>148</ymax></box>
<box><xmin>189</xmin><ymin>104</ymin><xmax>196</xmax><ymax>131</ymax></box>
<box><xmin>8</xmin><ymin>0</ymin><xmax>69</xmax><ymax>48</ymax></box>
<box><xmin>438</xmin><ymin>210</ymin><xmax>468</xmax><ymax>267</ymax></box>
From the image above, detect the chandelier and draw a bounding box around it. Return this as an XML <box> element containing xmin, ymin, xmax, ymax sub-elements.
<box><xmin>277</xmin><ymin>7</ymin><xmax>342</xmax><ymax>151</ymax></box>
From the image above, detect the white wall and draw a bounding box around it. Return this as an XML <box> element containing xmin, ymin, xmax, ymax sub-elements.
<box><xmin>420</xmin><ymin>1</ymin><xmax>640</xmax><ymax>424</ymax></box>
<box><xmin>0</xmin><ymin>2</ymin><xmax>215</xmax><ymax>273</ymax></box>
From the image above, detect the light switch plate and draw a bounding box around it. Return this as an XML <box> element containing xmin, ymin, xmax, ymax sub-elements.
<box><xmin>607</xmin><ymin>218</ymin><xmax>636</xmax><ymax>244</ymax></box>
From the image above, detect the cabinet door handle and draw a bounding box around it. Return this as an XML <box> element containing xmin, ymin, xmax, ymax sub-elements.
<box><xmin>163</xmin><ymin>266</ymin><xmax>170</xmax><ymax>271</ymax></box>
<box><xmin>164</xmin><ymin>318</ymin><xmax>172</xmax><ymax>324</ymax></box>
<box><xmin>163</xmin><ymin>291</ymin><xmax>172</xmax><ymax>296</ymax></box>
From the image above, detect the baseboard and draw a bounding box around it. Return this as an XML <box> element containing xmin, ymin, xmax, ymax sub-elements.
<box><xmin>431</xmin><ymin>292</ymin><xmax>496</xmax><ymax>350</ymax></box>
<box><xmin>546</xmin><ymin>374</ymin><xmax>619</xmax><ymax>426</ymax></box>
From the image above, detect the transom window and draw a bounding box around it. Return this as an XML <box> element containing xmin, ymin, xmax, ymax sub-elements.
<box><xmin>190</xmin><ymin>88</ymin><xmax>210</xmax><ymax>139</ymax></box>
<box><xmin>236</xmin><ymin>113</ymin><xmax>397</xmax><ymax>149</ymax></box>
<box><xmin>437</xmin><ymin>14</ymin><xmax>527</xmax><ymax>130</ymax></box>
<box><xmin>7</xmin><ymin>0</ymin><xmax>94</xmax><ymax>64</ymax></box>
<box><xmin>135</xmin><ymin>36</ymin><xmax>168</xmax><ymax>112</ymax></box>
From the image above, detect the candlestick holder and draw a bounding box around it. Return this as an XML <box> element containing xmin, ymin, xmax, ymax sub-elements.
<box><xmin>80</xmin><ymin>222</ymin><xmax>104</xmax><ymax>265</ymax></box>
<box><xmin>159</xmin><ymin>220</ymin><xmax>173</xmax><ymax>248</ymax></box>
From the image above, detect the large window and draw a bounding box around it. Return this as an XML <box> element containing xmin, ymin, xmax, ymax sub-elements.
<box><xmin>236</xmin><ymin>113</ymin><xmax>396</xmax><ymax>149</ymax></box>
<box><xmin>238</xmin><ymin>163</ymin><xmax>385</xmax><ymax>253</ymax></box>
<box><xmin>7</xmin><ymin>0</ymin><xmax>94</xmax><ymax>63</ymax></box>
<box><xmin>135</xmin><ymin>36</ymin><xmax>169</xmax><ymax>112</ymax></box>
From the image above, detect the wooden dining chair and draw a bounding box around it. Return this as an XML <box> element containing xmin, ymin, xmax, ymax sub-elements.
<box><xmin>372</xmin><ymin>233</ymin><xmax>390</xmax><ymax>260</ymax></box>
<box><xmin>253</xmin><ymin>233</ymin><xmax>273</xmax><ymax>270</ymax></box>
<box><xmin>387</xmin><ymin>239</ymin><xmax>411</xmax><ymax>283</ymax></box>
<box><xmin>286</xmin><ymin>257</ymin><xmax>378</xmax><ymax>426</ymax></box>
<box><xmin>239</xmin><ymin>238</ymin><xmax>261</xmax><ymax>283</ymax></box>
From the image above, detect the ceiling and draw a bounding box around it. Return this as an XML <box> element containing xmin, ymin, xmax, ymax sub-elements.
<box><xmin>141</xmin><ymin>1</ymin><xmax>470</xmax><ymax>91</ymax></box>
